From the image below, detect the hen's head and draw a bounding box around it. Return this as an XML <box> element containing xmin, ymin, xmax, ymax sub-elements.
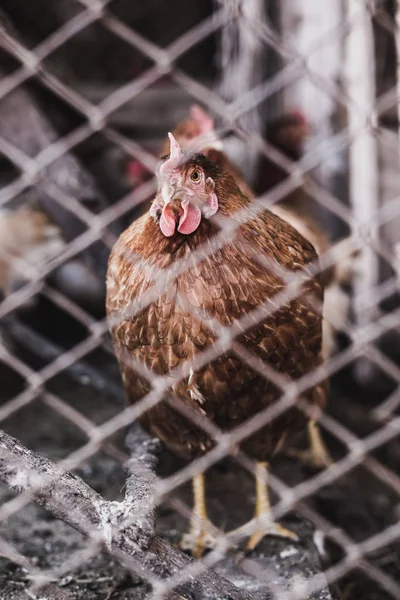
<box><xmin>151</xmin><ymin>133</ymin><xmax>219</xmax><ymax>238</ymax></box>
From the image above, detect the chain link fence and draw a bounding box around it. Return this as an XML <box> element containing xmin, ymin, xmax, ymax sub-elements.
<box><xmin>0</xmin><ymin>1</ymin><xmax>399</xmax><ymax>599</ymax></box>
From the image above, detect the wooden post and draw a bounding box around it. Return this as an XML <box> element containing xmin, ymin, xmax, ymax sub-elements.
<box><xmin>345</xmin><ymin>0</ymin><xmax>380</xmax><ymax>383</ymax></box>
<box><xmin>395</xmin><ymin>0</ymin><xmax>400</xmax><ymax>280</ymax></box>
<box><xmin>280</xmin><ymin>0</ymin><xmax>343</xmax><ymax>187</ymax></box>
<box><xmin>214</xmin><ymin>0</ymin><xmax>267</xmax><ymax>183</ymax></box>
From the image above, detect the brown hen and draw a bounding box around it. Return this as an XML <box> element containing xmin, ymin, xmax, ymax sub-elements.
<box><xmin>107</xmin><ymin>134</ymin><xmax>325</xmax><ymax>557</ymax></box>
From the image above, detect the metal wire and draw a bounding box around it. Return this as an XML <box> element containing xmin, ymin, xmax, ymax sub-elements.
<box><xmin>0</xmin><ymin>1</ymin><xmax>399</xmax><ymax>599</ymax></box>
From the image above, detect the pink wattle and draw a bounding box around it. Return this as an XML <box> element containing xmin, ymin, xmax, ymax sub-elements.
<box><xmin>160</xmin><ymin>204</ymin><xmax>176</xmax><ymax>237</ymax></box>
<box><xmin>207</xmin><ymin>192</ymin><xmax>218</xmax><ymax>216</ymax></box>
<box><xmin>178</xmin><ymin>201</ymin><xmax>202</xmax><ymax>234</ymax></box>
<box><xmin>159</xmin><ymin>200</ymin><xmax>202</xmax><ymax>237</ymax></box>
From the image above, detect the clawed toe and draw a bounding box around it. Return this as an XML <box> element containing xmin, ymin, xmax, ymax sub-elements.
<box><xmin>286</xmin><ymin>447</ymin><xmax>332</xmax><ymax>468</ymax></box>
<box><xmin>228</xmin><ymin>518</ymin><xmax>299</xmax><ymax>552</ymax></box>
<box><xmin>286</xmin><ymin>421</ymin><xmax>333</xmax><ymax>468</ymax></box>
<box><xmin>246</xmin><ymin>521</ymin><xmax>299</xmax><ymax>551</ymax></box>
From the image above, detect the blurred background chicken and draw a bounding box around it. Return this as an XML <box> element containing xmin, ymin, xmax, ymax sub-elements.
<box><xmin>0</xmin><ymin>206</ymin><xmax>63</xmax><ymax>295</ymax></box>
<box><xmin>257</xmin><ymin>111</ymin><xmax>354</xmax><ymax>364</ymax></box>
<box><xmin>0</xmin><ymin>9</ymin><xmax>119</xmax><ymax>313</ymax></box>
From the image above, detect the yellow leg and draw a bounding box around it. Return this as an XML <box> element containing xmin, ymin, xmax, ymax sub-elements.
<box><xmin>246</xmin><ymin>462</ymin><xmax>298</xmax><ymax>550</ymax></box>
<box><xmin>180</xmin><ymin>473</ymin><xmax>216</xmax><ymax>558</ymax></box>
<box><xmin>228</xmin><ymin>463</ymin><xmax>298</xmax><ymax>550</ymax></box>
<box><xmin>308</xmin><ymin>420</ymin><xmax>332</xmax><ymax>466</ymax></box>
<box><xmin>287</xmin><ymin>420</ymin><xmax>332</xmax><ymax>468</ymax></box>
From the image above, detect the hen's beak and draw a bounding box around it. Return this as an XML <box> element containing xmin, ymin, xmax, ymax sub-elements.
<box><xmin>169</xmin><ymin>196</ymin><xmax>184</xmax><ymax>219</ymax></box>
<box><xmin>159</xmin><ymin>194</ymin><xmax>202</xmax><ymax>237</ymax></box>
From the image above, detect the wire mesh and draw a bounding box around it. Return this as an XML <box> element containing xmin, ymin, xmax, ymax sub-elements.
<box><xmin>0</xmin><ymin>1</ymin><xmax>399</xmax><ymax>599</ymax></box>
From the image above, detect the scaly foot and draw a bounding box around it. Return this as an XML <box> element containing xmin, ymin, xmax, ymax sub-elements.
<box><xmin>180</xmin><ymin>473</ymin><xmax>216</xmax><ymax>558</ymax></box>
<box><xmin>246</xmin><ymin>520</ymin><xmax>298</xmax><ymax>551</ymax></box>
<box><xmin>231</xmin><ymin>462</ymin><xmax>299</xmax><ymax>552</ymax></box>
<box><xmin>286</xmin><ymin>421</ymin><xmax>332</xmax><ymax>468</ymax></box>
<box><xmin>228</xmin><ymin>517</ymin><xmax>299</xmax><ymax>551</ymax></box>
<box><xmin>180</xmin><ymin>521</ymin><xmax>217</xmax><ymax>558</ymax></box>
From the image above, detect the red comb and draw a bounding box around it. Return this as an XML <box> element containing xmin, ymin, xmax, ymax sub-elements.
<box><xmin>159</xmin><ymin>133</ymin><xmax>183</xmax><ymax>177</ymax></box>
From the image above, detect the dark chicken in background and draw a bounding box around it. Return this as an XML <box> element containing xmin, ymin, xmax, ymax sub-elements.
<box><xmin>257</xmin><ymin>111</ymin><xmax>354</xmax><ymax>362</ymax></box>
<box><xmin>107</xmin><ymin>133</ymin><xmax>326</xmax><ymax>557</ymax></box>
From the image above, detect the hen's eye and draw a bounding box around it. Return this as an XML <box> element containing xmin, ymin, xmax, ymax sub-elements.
<box><xmin>191</xmin><ymin>170</ymin><xmax>200</xmax><ymax>182</ymax></box>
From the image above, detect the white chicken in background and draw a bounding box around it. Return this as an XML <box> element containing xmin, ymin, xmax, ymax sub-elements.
<box><xmin>0</xmin><ymin>206</ymin><xmax>64</xmax><ymax>296</ymax></box>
